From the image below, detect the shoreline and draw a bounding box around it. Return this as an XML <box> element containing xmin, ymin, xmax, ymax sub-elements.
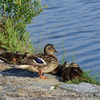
<box><xmin>0</xmin><ymin>60</ymin><xmax>100</xmax><ymax>100</ymax></box>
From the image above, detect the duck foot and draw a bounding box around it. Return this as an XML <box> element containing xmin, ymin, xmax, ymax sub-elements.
<box><xmin>40</xmin><ymin>76</ymin><xmax>48</xmax><ymax>79</ymax></box>
<box><xmin>13</xmin><ymin>58</ymin><xmax>16</xmax><ymax>61</ymax></box>
<box><xmin>38</xmin><ymin>70</ymin><xmax>48</xmax><ymax>79</ymax></box>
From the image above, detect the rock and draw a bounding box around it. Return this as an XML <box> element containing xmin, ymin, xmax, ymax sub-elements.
<box><xmin>58</xmin><ymin>82</ymin><xmax>98</xmax><ymax>93</ymax></box>
<box><xmin>95</xmin><ymin>93</ymin><xmax>100</xmax><ymax>99</ymax></box>
<box><xmin>0</xmin><ymin>62</ymin><xmax>100</xmax><ymax>100</ymax></box>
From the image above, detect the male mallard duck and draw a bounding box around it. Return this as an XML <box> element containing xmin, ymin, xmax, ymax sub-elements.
<box><xmin>0</xmin><ymin>51</ymin><xmax>29</xmax><ymax>65</ymax></box>
<box><xmin>48</xmin><ymin>62</ymin><xmax>68</xmax><ymax>77</ymax></box>
<box><xmin>15</xmin><ymin>44</ymin><xmax>59</xmax><ymax>79</ymax></box>
<box><xmin>61</xmin><ymin>62</ymin><xmax>83</xmax><ymax>82</ymax></box>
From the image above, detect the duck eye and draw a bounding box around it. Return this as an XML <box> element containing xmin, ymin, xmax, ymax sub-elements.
<box><xmin>48</xmin><ymin>47</ymin><xmax>52</xmax><ymax>50</ymax></box>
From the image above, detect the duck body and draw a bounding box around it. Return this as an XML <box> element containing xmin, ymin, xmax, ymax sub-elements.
<box><xmin>48</xmin><ymin>62</ymin><xmax>68</xmax><ymax>76</ymax></box>
<box><xmin>15</xmin><ymin>44</ymin><xmax>59</xmax><ymax>79</ymax></box>
<box><xmin>61</xmin><ymin>62</ymin><xmax>83</xmax><ymax>82</ymax></box>
<box><xmin>20</xmin><ymin>53</ymin><xmax>59</xmax><ymax>73</ymax></box>
<box><xmin>0</xmin><ymin>52</ymin><xmax>15</xmax><ymax>64</ymax></box>
<box><xmin>0</xmin><ymin>52</ymin><xmax>28</xmax><ymax>64</ymax></box>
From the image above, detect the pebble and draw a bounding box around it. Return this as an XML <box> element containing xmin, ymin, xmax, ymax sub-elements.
<box><xmin>50</xmin><ymin>86</ymin><xmax>55</xmax><ymax>90</ymax></box>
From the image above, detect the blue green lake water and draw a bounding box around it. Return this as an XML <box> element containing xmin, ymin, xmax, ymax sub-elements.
<box><xmin>27</xmin><ymin>0</ymin><xmax>100</xmax><ymax>80</ymax></box>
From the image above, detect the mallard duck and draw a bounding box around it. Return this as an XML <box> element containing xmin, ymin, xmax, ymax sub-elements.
<box><xmin>15</xmin><ymin>44</ymin><xmax>59</xmax><ymax>79</ymax></box>
<box><xmin>61</xmin><ymin>62</ymin><xmax>83</xmax><ymax>82</ymax></box>
<box><xmin>48</xmin><ymin>62</ymin><xmax>68</xmax><ymax>77</ymax></box>
<box><xmin>0</xmin><ymin>51</ymin><xmax>29</xmax><ymax>65</ymax></box>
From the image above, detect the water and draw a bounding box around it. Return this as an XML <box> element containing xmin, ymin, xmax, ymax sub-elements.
<box><xmin>27</xmin><ymin>0</ymin><xmax>100</xmax><ymax>79</ymax></box>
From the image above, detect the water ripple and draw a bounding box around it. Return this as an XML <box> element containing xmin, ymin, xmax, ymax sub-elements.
<box><xmin>27</xmin><ymin>0</ymin><xmax>100</xmax><ymax>80</ymax></box>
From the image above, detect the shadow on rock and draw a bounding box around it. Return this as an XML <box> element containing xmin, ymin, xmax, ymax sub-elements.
<box><xmin>0</xmin><ymin>68</ymin><xmax>62</xmax><ymax>81</ymax></box>
<box><xmin>0</xmin><ymin>68</ymin><xmax>39</xmax><ymax>78</ymax></box>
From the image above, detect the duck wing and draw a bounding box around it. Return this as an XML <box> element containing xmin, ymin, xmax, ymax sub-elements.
<box><xmin>0</xmin><ymin>52</ymin><xmax>14</xmax><ymax>58</ymax></box>
<box><xmin>20</xmin><ymin>53</ymin><xmax>57</xmax><ymax>67</ymax></box>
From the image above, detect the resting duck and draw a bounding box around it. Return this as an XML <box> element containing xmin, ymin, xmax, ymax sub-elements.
<box><xmin>0</xmin><ymin>51</ymin><xmax>29</xmax><ymax>65</ymax></box>
<box><xmin>61</xmin><ymin>62</ymin><xmax>83</xmax><ymax>82</ymax></box>
<box><xmin>15</xmin><ymin>44</ymin><xmax>59</xmax><ymax>79</ymax></box>
<box><xmin>48</xmin><ymin>62</ymin><xmax>68</xmax><ymax>77</ymax></box>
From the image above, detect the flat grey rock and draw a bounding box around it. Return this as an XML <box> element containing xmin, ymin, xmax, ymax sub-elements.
<box><xmin>58</xmin><ymin>82</ymin><xmax>98</xmax><ymax>93</ymax></box>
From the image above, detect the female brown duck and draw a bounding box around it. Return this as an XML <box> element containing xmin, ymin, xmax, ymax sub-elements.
<box><xmin>0</xmin><ymin>51</ymin><xmax>29</xmax><ymax>65</ymax></box>
<box><xmin>61</xmin><ymin>62</ymin><xmax>83</xmax><ymax>82</ymax></box>
<box><xmin>16</xmin><ymin>44</ymin><xmax>59</xmax><ymax>79</ymax></box>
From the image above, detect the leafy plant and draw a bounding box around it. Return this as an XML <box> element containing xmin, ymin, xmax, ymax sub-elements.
<box><xmin>0</xmin><ymin>0</ymin><xmax>44</xmax><ymax>53</ymax></box>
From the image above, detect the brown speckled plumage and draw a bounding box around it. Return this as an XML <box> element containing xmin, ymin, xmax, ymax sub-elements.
<box><xmin>48</xmin><ymin>62</ymin><xmax>68</xmax><ymax>76</ymax></box>
<box><xmin>61</xmin><ymin>62</ymin><xmax>83</xmax><ymax>82</ymax></box>
<box><xmin>15</xmin><ymin>44</ymin><xmax>59</xmax><ymax>78</ymax></box>
<box><xmin>0</xmin><ymin>52</ymin><xmax>28</xmax><ymax>64</ymax></box>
